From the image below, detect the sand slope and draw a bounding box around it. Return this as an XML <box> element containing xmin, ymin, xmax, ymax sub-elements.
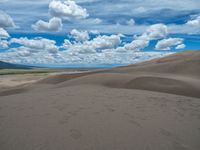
<box><xmin>37</xmin><ymin>50</ymin><xmax>200</xmax><ymax>98</ymax></box>
<box><xmin>112</xmin><ymin>50</ymin><xmax>200</xmax><ymax>77</ymax></box>
<box><xmin>0</xmin><ymin>50</ymin><xmax>200</xmax><ymax>150</ymax></box>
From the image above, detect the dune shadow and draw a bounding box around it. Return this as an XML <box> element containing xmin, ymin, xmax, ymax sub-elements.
<box><xmin>0</xmin><ymin>87</ymin><xmax>28</xmax><ymax>97</ymax></box>
<box><xmin>119</xmin><ymin>76</ymin><xmax>200</xmax><ymax>98</ymax></box>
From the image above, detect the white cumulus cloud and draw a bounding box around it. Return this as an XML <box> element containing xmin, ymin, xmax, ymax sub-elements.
<box><xmin>0</xmin><ymin>11</ymin><xmax>15</xmax><ymax>28</ymax></box>
<box><xmin>85</xmin><ymin>34</ymin><xmax>121</xmax><ymax>50</ymax></box>
<box><xmin>176</xmin><ymin>44</ymin><xmax>186</xmax><ymax>50</ymax></box>
<box><xmin>61</xmin><ymin>33</ymin><xmax>121</xmax><ymax>55</ymax></box>
<box><xmin>0</xmin><ymin>23</ymin><xmax>178</xmax><ymax>65</ymax></box>
<box><xmin>49</xmin><ymin>0</ymin><xmax>89</xmax><ymax>20</ymax></box>
<box><xmin>90</xmin><ymin>18</ymin><xmax>102</xmax><ymax>24</ymax></box>
<box><xmin>139</xmin><ymin>24</ymin><xmax>168</xmax><ymax>41</ymax></box>
<box><xmin>126</xmin><ymin>19</ymin><xmax>135</xmax><ymax>26</ymax></box>
<box><xmin>0</xmin><ymin>40</ymin><xmax>8</xmax><ymax>48</ymax></box>
<box><xmin>155</xmin><ymin>38</ymin><xmax>184</xmax><ymax>50</ymax></box>
<box><xmin>61</xmin><ymin>39</ymin><xmax>72</xmax><ymax>49</ymax></box>
<box><xmin>123</xmin><ymin>39</ymin><xmax>149</xmax><ymax>51</ymax></box>
<box><xmin>120</xmin><ymin>23</ymin><xmax>168</xmax><ymax>52</ymax></box>
<box><xmin>186</xmin><ymin>16</ymin><xmax>200</xmax><ymax>27</ymax></box>
<box><xmin>10</xmin><ymin>37</ymin><xmax>58</xmax><ymax>53</ymax></box>
<box><xmin>32</xmin><ymin>17</ymin><xmax>63</xmax><ymax>32</ymax></box>
<box><xmin>70</xmin><ymin>29</ymin><xmax>89</xmax><ymax>42</ymax></box>
<box><xmin>0</xmin><ymin>27</ymin><xmax>10</xmax><ymax>38</ymax></box>
<box><xmin>89</xmin><ymin>30</ymin><xmax>100</xmax><ymax>34</ymax></box>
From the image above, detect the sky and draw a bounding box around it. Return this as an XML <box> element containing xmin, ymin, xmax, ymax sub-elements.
<box><xmin>0</xmin><ymin>0</ymin><xmax>200</xmax><ymax>67</ymax></box>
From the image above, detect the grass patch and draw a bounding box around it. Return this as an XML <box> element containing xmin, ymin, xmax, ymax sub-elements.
<box><xmin>0</xmin><ymin>68</ymin><xmax>88</xmax><ymax>76</ymax></box>
<box><xmin>0</xmin><ymin>69</ymin><xmax>61</xmax><ymax>75</ymax></box>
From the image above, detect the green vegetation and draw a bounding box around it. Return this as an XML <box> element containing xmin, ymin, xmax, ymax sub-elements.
<box><xmin>0</xmin><ymin>69</ymin><xmax>68</xmax><ymax>75</ymax></box>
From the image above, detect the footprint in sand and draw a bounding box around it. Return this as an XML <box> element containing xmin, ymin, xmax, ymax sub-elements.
<box><xmin>54</xmin><ymin>104</ymin><xmax>70</xmax><ymax>111</ymax></box>
<box><xmin>124</xmin><ymin>112</ymin><xmax>141</xmax><ymax>127</ymax></box>
<box><xmin>104</xmin><ymin>104</ymin><xmax>115</xmax><ymax>112</ymax></box>
<box><xmin>59</xmin><ymin>115</ymin><xmax>70</xmax><ymax>124</ymax></box>
<box><xmin>70</xmin><ymin>129</ymin><xmax>82</xmax><ymax>140</ymax></box>
<box><xmin>159</xmin><ymin>128</ymin><xmax>189</xmax><ymax>150</ymax></box>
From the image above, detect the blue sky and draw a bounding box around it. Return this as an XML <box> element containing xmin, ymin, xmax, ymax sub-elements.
<box><xmin>0</xmin><ymin>0</ymin><xmax>200</xmax><ymax>66</ymax></box>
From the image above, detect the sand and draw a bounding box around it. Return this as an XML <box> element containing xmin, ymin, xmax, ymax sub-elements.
<box><xmin>0</xmin><ymin>74</ymin><xmax>45</xmax><ymax>89</ymax></box>
<box><xmin>0</xmin><ymin>50</ymin><xmax>200</xmax><ymax>150</ymax></box>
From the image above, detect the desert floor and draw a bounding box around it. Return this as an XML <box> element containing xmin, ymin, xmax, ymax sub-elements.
<box><xmin>0</xmin><ymin>51</ymin><xmax>200</xmax><ymax>150</ymax></box>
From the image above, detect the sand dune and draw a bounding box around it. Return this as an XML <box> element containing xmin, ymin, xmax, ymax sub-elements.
<box><xmin>35</xmin><ymin>50</ymin><xmax>200</xmax><ymax>98</ymax></box>
<box><xmin>112</xmin><ymin>50</ymin><xmax>200</xmax><ymax>77</ymax></box>
<box><xmin>0</xmin><ymin>50</ymin><xmax>200</xmax><ymax>150</ymax></box>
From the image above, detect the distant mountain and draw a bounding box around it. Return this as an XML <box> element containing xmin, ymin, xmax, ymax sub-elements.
<box><xmin>0</xmin><ymin>61</ymin><xmax>31</xmax><ymax>69</ymax></box>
